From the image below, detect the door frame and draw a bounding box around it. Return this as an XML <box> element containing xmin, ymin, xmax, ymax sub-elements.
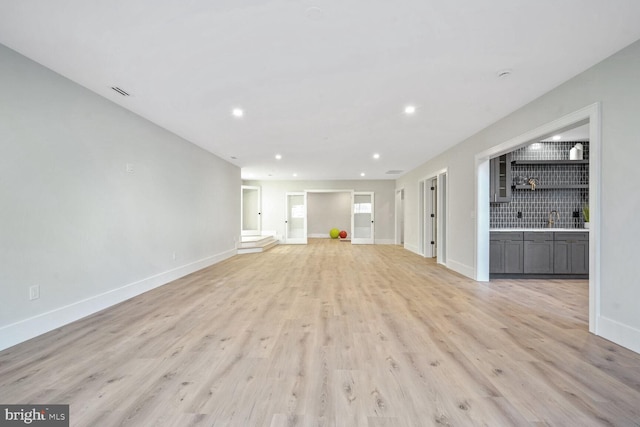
<box><xmin>474</xmin><ymin>102</ymin><xmax>601</xmax><ymax>334</ymax></box>
<box><xmin>419</xmin><ymin>168</ymin><xmax>449</xmax><ymax>264</ymax></box>
<box><xmin>352</xmin><ymin>191</ymin><xmax>375</xmax><ymax>245</ymax></box>
<box><xmin>284</xmin><ymin>191</ymin><xmax>308</xmax><ymax>244</ymax></box>
<box><xmin>241</xmin><ymin>185</ymin><xmax>261</xmax><ymax>236</ymax></box>
<box><xmin>395</xmin><ymin>188</ymin><xmax>405</xmax><ymax>245</ymax></box>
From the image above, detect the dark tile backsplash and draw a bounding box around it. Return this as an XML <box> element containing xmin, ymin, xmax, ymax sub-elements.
<box><xmin>490</xmin><ymin>141</ymin><xmax>589</xmax><ymax>229</ymax></box>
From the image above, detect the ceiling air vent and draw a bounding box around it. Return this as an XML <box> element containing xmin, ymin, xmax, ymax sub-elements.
<box><xmin>385</xmin><ymin>170</ymin><xmax>404</xmax><ymax>175</ymax></box>
<box><xmin>111</xmin><ymin>86</ymin><xmax>130</xmax><ymax>96</ymax></box>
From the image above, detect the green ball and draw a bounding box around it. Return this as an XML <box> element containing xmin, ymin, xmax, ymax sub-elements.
<box><xmin>329</xmin><ymin>228</ymin><xmax>340</xmax><ymax>239</ymax></box>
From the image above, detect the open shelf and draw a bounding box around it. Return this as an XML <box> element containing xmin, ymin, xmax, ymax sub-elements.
<box><xmin>512</xmin><ymin>160</ymin><xmax>588</xmax><ymax>165</ymax></box>
<box><xmin>513</xmin><ymin>184</ymin><xmax>589</xmax><ymax>190</ymax></box>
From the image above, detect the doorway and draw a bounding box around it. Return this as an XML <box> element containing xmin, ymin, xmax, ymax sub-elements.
<box><xmin>241</xmin><ymin>185</ymin><xmax>261</xmax><ymax>236</ymax></box>
<box><xmin>285</xmin><ymin>192</ymin><xmax>307</xmax><ymax>244</ymax></box>
<box><xmin>419</xmin><ymin>169</ymin><xmax>448</xmax><ymax>264</ymax></box>
<box><xmin>475</xmin><ymin>103</ymin><xmax>600</xmax><ymax>334</ymax></box>
<box><xmin>284</xmin><ymin>190</ymin><xmax>376</xmax><ymax>245</ymax></box>
<box><xmin>395</xmin><ymin>189</ymin><xmax>405</xmax><ymax>245</ymax></box>
<box><xmin>352</xmin><ymin>192</ymin><xmax>375</xmax><ymax>244</ymax></box>
<box><xmin>307</xmin><ymin>191</ymin><xmax>351</xmax><ymax>238</ymax></box>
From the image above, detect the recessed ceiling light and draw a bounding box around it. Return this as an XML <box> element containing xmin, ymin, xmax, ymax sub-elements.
<box><xmin>552</xmin><ymin>135</ymin><xmax>562</xmax><ymax>141</ymax></box>
<box><xmin>232</xmin><ymin>108</ymin><xmax>244</xmax><ymax>118</ymax></box>
<box><xmin>293</xmin><ymin>173</ymin><xmax>297</xmax><ymax>177</ymax></box>
<box><xmin>360</xmin><ymin>172</ymin><xmax>365</xmax><ymax>177</ymax></box>
<box><xmin>404</xmin><ymin>105</ymin><xmax>416</xmax><ymax>115</ymax></box>
<box><xmin>373</xmin><ymin>153</ymin><xmax>380</xmax><ymax>159</ymax></box>
<box><xmin>275</xmin><ymin>154</ymin><xmax>282</xmax><ymax>160</ymax></box>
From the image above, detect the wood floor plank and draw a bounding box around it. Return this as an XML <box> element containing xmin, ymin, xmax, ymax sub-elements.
<box><xmin>2</xmin><ymin>239</ymin><xmax>640</xmax><ymax>426</ymax></box>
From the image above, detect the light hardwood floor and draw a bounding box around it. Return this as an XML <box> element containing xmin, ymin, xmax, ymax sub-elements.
<box><xmin>2</xmin><ymin>239</ymin><xmax>640</xmax><ymax>426</ymax></box>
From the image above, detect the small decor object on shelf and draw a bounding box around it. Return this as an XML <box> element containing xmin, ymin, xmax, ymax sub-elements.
<box><xmin>329</xmin><ymin>228</ymin><xmax>340</xmax><ymax>239</ymax></box>
<box><xmin>583</xmin><ymin>205</ymin><xmax>590</xmax><ymax>229</ymax></box>
<box><xmin>570</xmin><ymin>143</ymin><xmax>584</xmax><ymax>160</ymax></box>
<box><xmin>528</xmin><ymin>177</ymin><xmax>538</xmax><ymax>190</ymax></box>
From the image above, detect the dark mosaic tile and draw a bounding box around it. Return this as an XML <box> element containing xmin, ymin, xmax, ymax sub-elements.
<box><xmin>490</xmin><ymin>141</ymin><xmax>589</xmax><ymax>229</ymax></box>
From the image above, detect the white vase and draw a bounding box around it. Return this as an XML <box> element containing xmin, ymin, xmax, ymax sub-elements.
<box><xmin>584</xmin><ymin>222</ymin><xmax>590</xmax><ymax>229</ymax></box>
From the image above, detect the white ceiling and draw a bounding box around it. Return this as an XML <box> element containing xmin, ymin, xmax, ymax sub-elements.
<box><xmin>540</xmin><ymin>124</ymin><xmax>589</xmax><ymax>142</ymax></box>
<box><xmin>1</xmin><ymin>1</ymin><xmax>639</xmax><ymax>180</ymax></box>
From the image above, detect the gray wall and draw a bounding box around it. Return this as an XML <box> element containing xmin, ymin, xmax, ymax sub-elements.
<box><xmin>397</xmin><ymin>39</ymin><xmax>640</xmax><ymax>353</ymax></box>
<box><xmin>243</xmin><ymin>180</ymin><xmax>396</xmax><ymax>243</ymax></box>
<box><xmin>0</xmin><ymin>44</ymin><xmax>241</xmax><ymax>350</ymax></box>
<box><xmin>307</xmin><ymin>192</ymin><xmax>352</xmax><ymax>237</ymax></box>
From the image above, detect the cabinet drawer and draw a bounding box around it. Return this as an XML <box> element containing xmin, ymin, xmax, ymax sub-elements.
<box><xmin>555</xmin><ymin>232</ymin><xmax>588</xmax><ymax>241</ymax></box>
<box><xmin>490</xmin><ymin>232</ymin><xmax>523</xmax><ymax>241</ymax></box>
<box><xmin>524</xmin><ymin>232</ymin><xmax>553</xmax><ymax>241</ymax></box>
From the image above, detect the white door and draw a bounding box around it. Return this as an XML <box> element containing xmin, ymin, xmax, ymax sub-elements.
<box><xmin>285</xmin><ymin>192</ymin><xmax>307</xmax><ymax>244</ymax></box>
<box><xmin>352</xmin><ymin>192</ymin><xmax>374</xmax><ymax>244</ymax></box>
<box><xmin>241</xmin><ymin>185</ymin><xmax>261</xmax><ymax>236</ymax></box>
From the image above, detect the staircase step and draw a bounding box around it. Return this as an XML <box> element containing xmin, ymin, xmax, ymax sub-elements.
<box><xmin>237</xmin><ymin>236</ymin><xmax>279</xmax><ymax>254</ymax></box>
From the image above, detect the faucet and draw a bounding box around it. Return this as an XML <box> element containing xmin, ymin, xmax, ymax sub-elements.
<box><xmin>548</xmin><ymin>210</ymin><xmax>560</xmax><ymax>228</ymax></box>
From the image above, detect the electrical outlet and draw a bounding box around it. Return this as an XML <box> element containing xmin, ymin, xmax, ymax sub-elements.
<box><xmin>29</xmin><ymin>285</ymin><xmax>40</xmax><ymax>300</ymax></box>
<box><xmin>126</xmin><ymin>163</ymin><xmax>135</xmax><ymax>173</ymax></box>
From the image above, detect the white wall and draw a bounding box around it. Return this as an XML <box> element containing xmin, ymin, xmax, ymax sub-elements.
<box><xmin>0</xmin><ymin>44</ymin><xmax>241</xmax><ymax>350</ymax></box>
<box><xmin>243</xmin><ymin>180</ymin><xmax>396</xmax><ymax>243</ymax></box>
<box><xmin>307</xmin><ymin>192</ymin><xmax>351</xmax><ymax>237</ymax></box>
<box><xmin>397</xmin><ymin>39</ymin><xmax>640</xmax><ymax>353</ymax></box>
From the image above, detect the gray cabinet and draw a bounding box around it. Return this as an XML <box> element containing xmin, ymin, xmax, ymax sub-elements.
<box><xmin>491</xmin><ymin>230</ymin><xmax>588</xmax><ymax>276</ymax></box>
<box><xmin>554</xmin><ymin>232</ymin><xmax>589</xmax><ymax>274</ymax></box>
<box><xmin>490</xmin><ymin>232</ymin><xmax>523</xmax><ymax>273</ymax></box>
<box><xmin>523</xmin><ymin>232</ymin><xmax>554</xmax><ymax>274</ymax></box>
<box><xmin>490</xmin><ymin>153</ymin><xmax>512</xmax><ymax>203</ymax></box>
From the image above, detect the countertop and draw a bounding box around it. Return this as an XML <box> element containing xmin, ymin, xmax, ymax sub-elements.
<box><xmin>490</xmin><ymin>228</ymin><xmax>589</xmax><ymax>232</ymax></box>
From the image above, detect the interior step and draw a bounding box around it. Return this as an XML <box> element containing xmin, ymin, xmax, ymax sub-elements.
<box><xmin>237</xmin><ymin>235</ymin><xmax>279</xmax><ymax>254</ymax></box>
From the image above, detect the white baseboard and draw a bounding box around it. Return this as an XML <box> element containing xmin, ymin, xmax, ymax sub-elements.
<box><xmin>597</xmin><ymin>315</ymin><xmax>640</xmax><ymax>354</ymax></box>
<box><xmin>446</xmin><ymin>258</ymin><xmax>475</xmax><ymax>280</ymax></box>
<box><xmin>308</xmin><ymin>233</ymin><xmax>332</xmax><ymax>238</ymax></box>
<box><xmin>404</xmin><ymin>243</ymin><xmax>420</xmax><ymax>255</ymax></box>
<box><xmin>375</xmin><ymin>239</ymin><xmax>396</xmax><ymax>245</ymax></box>
<box><xmin>0</xmin><ymin>248</ymin><xmax>237</xmax><ymax>352</ymax></box>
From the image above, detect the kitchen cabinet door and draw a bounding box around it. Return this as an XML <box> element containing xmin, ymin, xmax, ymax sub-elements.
<box><xmin>490</xmin><ymin>239</ymin><xmax>505</xmax><ymax>273</ymax></box>
<box><xmin>554</xmin><ymin>232</ymin><xmax>589</xmax><ymax>274</ymax></box>
<box><xmin>524</xmin><ymin>232</ymin><xmax>554</xmax><ymax>274</ymax></box>
<box><xmin>553</xmin><ymin>240</ymin><xmax>571</xmax><ymax>274</ymax></box>
<box><xmin>490</xmin><ymin>232</ymin><xmax>523</xmax><ymax>274</ymax></box>
<box><xmin>504</xmin><ymin>240</ymin><xmax>524</xmax><ymax>273</ymax></box>
<box><xmin>571</xmin><ymin>240</ymin><xmax>589</xmax><ymax>274</ymax></box>
<box><xmin>490</xmin><ymin>153</ymin><xmax>512</xmax><ymax>203</ymax></box>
